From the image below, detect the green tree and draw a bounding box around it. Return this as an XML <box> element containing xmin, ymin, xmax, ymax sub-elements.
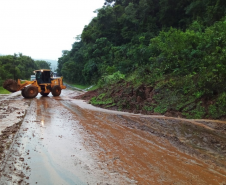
<box><xmin>35</xmin><ymin>60</ymin><xmax>51</xmax><ymax>69</ymax></box>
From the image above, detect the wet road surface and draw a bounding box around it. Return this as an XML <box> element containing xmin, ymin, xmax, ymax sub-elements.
<box><xmin>0</xmin><ymin>89</ymin><xmax>226</xmax><ymax>184</ymax></box>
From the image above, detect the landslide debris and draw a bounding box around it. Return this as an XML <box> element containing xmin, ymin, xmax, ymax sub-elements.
<box><xmin>73</xmin><ymin>90</ymin><xmax>99</xmax><ymax>101</ymax></box>
<box><xmin>74</xmin><ymin>80</ymin><xmax>226</xmax><ymax>120</ymax></box>
<box><xmin>74</xmin><ymin>89</ymin><xmax>226</xmax><ymax>168</ymax></box>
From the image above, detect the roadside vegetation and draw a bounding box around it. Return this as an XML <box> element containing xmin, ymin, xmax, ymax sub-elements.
<box><xmin>0</xmin><ymin>53</ymin><xmax>51</xmax><ymax>91</ymax></box>
<box><xmin>71</xmin><ymin>84</ymin><xmax>91</xmax><ymax>90</ymax></box>
<box><xmin>0</xmin><ymin>87</ymin><xmax>10</xmax><ymax>94</ymax></box>
<box><xmin>64</xmin><ymin>81</ymin><xmax>91</xmax><ymax>90</ymax></box>
<box><xmin>57</xmin><ymin>0</ymin><xmax>226</xmax><ymax>119</ymax></box>
<box><xmin>87</xmin><ymin>85</ymin><xmax>99</xmax><ymax>91</ymax></box>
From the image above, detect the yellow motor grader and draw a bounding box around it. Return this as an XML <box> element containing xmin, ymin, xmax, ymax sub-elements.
<box><xmin>3</xmin><ymin>69</ymin><xmax>66</xmax><ymax>98</ymax></box>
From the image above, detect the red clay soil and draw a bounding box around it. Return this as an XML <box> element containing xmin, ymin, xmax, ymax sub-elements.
<box><xmin>72</xmin><ymin>86</ymin><xmax>167</xmax><ymax>115</ymax></box>
<box><xmin>73</xmin><ymin>85</ymin><xmax>160</xmax><ymax>115</ymax></box>
<box><xmin>72</xmin><ymin>81</ymin><xmax>226</xmax><ymax>120</ymax></box>
<box><xmin>73</xmin><ymin>90</ymin><xmax>99</xmax><ymax>101</ymax></box>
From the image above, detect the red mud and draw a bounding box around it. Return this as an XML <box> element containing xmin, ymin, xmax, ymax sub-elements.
<box><xmin>73</xmin><ymin>90</ymin><xmax>99</xmax><ymax>101</ymax></box>
<box><xmin>1</xmin><ymin>89</ymin><xmax>226</xmax><ymax>184</ymax></box>
<box><xmin>73</xmin><ymin>83</ymin><xmax>226</xmax><ymax>120</ymax></box>
<box><xmin>73</xmin><ymin>86</ymin><xmax>161</xmax><ymax>114</ymax></box>
<box><xmin>0</xmin><ymin>122</ymin><xmax>21</xmax><ymax>163</ymax></box>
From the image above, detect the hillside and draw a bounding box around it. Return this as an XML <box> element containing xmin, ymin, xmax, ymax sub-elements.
<box><xmin>58</xmin><ymin>0</ymin><xmax>226</xmax><ymax>119</ymax></box>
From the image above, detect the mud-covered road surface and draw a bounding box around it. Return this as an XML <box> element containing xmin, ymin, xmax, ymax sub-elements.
<box><xmin>0</xmin><ymin>89</ymin><xmax>226</xmax><ymax>184</ymax></box>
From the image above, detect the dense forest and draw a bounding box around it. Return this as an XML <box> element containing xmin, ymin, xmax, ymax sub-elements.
<box><xmin>0</xmin><ymin>53</ymin><xmax>51</xmax><ymax>85</ymax></box>
<box><xmin>57</xmin><ymin>0</ymin><xmax>226</xmax><ymax>119</ymax></box>
<box><xmin>58</xmin><ymin>0</ymin><xmax>226</xmax><ymax>84</ymax></box>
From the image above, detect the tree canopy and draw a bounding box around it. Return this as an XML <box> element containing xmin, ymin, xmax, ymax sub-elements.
<box><xmin>0</xmin><ymin>54</ymin><xmax>51</xmax><ymax>84</ymax></box>
<box><xmin>35</xmin><ymin>60</ymin><xmax>51</xmax><ymax>70</ymax></box>
<box><xmin>58</xmin><ymin>0</ymin><xmax>226</xmax><ymax>86</ymax></box>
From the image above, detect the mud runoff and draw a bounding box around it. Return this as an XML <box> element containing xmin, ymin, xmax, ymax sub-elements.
<box><xmin>0</xmin><ymin>89</ymin><xmax>226</xmax><ymax>184</ymax></box>
<box><xmin>63</xmin><ymin>99</ymin><xmax>226</xmax><ymax>184</ymax></box>
<box><xmin>0</xmin><ymin>92</ymin><xmax>30</xmax><ymax>170</ymax></box>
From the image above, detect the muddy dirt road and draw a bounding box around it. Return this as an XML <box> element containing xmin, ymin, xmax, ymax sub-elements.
<box><xmin>0</xmin><ymin>89</ymin><xmax>226</xmax><ymax>184</ymax></box>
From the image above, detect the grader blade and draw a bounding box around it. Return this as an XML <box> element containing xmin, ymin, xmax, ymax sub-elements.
<box><xmin>3</xmin><ymin>79</ymin><xmax>19</xmax><ymax>92</ymax></box>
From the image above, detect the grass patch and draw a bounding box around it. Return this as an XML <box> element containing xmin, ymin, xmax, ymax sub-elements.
<box><xmin>72</xmin><ymin>84</ymin><xmax>90</xmax><ymax>90</ymax></box>
<box><xmin>90</xmin><ymin>93</ymin><xmax>114</xmax><ymax>105</ymax></box>
<box><xmin>64</xmin><ymin>81</ymin><xmax>91</xmax><ymax>90</ymax></box>
<box><xmin>87</xmin><ymin>85</ymin><xmax>98</xmax><ymax>91</ymax></box>
<box><xmin>0</xmin><ymin>87</ymin><xmax>10</xmax><ymax>94</ymax></box>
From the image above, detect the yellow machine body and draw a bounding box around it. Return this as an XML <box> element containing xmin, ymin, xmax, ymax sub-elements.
<box><xmin>3</xmin><ymin>69</ymin><xmax>66</xmax><ymax>98</ymax></box>
<box><xmin>17</xmin><ymin>77</ymin><xmax>66</xmax><ymax>94</ymax></box>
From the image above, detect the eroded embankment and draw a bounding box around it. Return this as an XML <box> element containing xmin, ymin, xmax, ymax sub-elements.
<box><xmin>75</xmin><ymin>81</ymin><xmax>226</xmax><ymax>120</ymax></box>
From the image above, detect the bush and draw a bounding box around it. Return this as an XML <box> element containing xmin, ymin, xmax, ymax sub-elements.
<box><xmin>97</xmin><ymin>71</ymin><xmax>125</xmax><ymax>88</ymax></box>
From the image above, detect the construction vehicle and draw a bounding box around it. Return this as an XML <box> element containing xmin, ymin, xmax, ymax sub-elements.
<box><xmin>3</xmin><ymin>69</ymin><xmax>66</xmax><ymax>98</ymax></box>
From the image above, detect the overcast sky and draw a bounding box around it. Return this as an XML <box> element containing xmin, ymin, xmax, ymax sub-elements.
<box><xmin>0</xmin><ymin>0</ymin><xmax>105</xmax><ymax>60</ymax></box>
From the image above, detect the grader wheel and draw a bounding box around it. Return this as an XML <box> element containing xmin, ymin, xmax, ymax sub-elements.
<box><xmin>21</xmin><ymin>88</ymin><xmax>27</xmax><ymax>98</ymax></box>
<box><xmin>52</xmin><ymin>85</ymin><xmax>61</xmax><ymax>96</ymax></box>
<box><xmin>24</xmin><ymin>85</ymin><xmax>38</xmax><ymax>98</ymax></box>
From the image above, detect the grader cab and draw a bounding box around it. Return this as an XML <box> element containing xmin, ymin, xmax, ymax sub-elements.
<box><xmin>3</xmin><ymin>69</ymin><xmax>66</xmax><ymax>98</ymax></box>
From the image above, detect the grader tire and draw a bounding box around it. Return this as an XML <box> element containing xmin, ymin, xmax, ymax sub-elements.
<box><xmin>24</xmin><ymin>85</ymin><xmax>38</xmax><ymax>98</ymax></box>
<box><xmin>40</xmin><ymin>92</ymin><xmax>49</xmax><ymax>96</ymax></box>
<box><xmin>52</xmin><ymin>85</ymin><xmax>61</xmax><ymax>96</ymax></box>
<box><xmin>21</xmin><ymin>88</ymin><xmax>27</xmax><ymax>98</ymax></box>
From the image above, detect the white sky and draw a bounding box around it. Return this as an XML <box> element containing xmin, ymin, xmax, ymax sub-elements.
<box><xmin>0</xmin><ymin>0</ymin><xmax>105</xmax><ymax>60</ymax></box>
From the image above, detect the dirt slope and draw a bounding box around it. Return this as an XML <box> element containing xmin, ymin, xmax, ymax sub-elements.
<box><xmin>74</xmin><ymin>81</ymin><xmax>226</xmax><ymax>120</ymax></box>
